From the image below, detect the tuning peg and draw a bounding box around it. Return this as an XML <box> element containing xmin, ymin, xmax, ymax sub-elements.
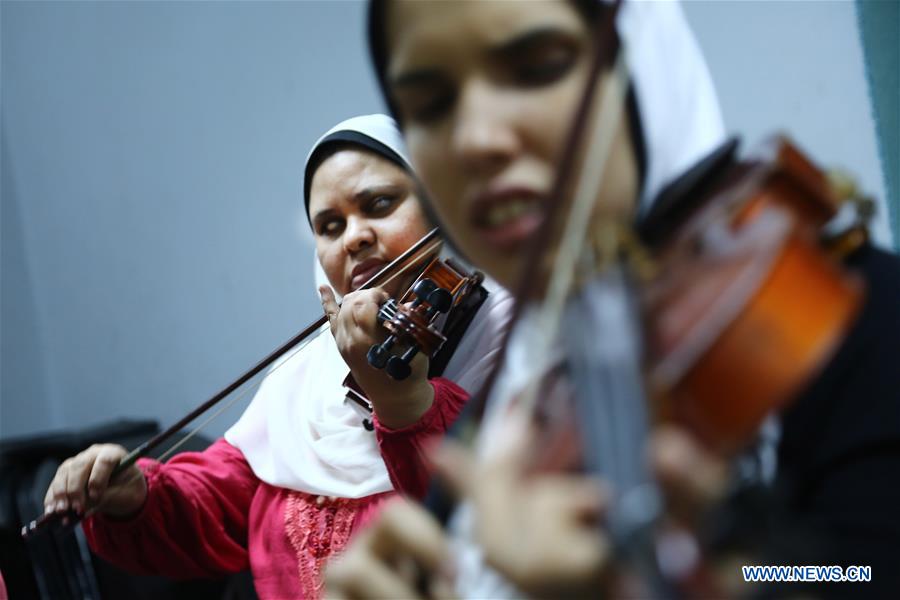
<box><xmin>367</xmin><ymin>336</ymin><xmax>394</xmax><ymax>369</ymax></box>
<box><xmin>412</xmin><ymin>278</ymin><xmax>438</xmax><ymax>302</ymax></box>
<box><xmin>426</xmin><ymin>288</ymin><xmax>453</xmax><ymax>313</ymax></box>
<box><xmin>386</xmin><ymin>346</ymin><xmax>419</xmax><ymax>380</ymax></box>
<box><xmin>386</xmin><ymin>356</ymin><xmax>412</xmax><ymax>380</ymax></box>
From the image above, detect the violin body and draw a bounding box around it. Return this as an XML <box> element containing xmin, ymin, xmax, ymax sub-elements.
<box><xmin>645</xmin><ymin>136</ymin><xmax>865</xmax><ymax>454</ymax></box>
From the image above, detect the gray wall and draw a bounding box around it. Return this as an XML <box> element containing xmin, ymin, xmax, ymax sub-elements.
<box><xmin>682</xmin><ymin>0</ymin><xmax>894</xmax><ymax>248</ymax></box>
<box><xmin>2</xmin><ymin>1</ymin><xmax>894</xmax><ymax>441</ymax></box>
<box><xmin>1</xmin><ymin>1</ymin><xmax>383</xmax><ymax>439</ymax></box>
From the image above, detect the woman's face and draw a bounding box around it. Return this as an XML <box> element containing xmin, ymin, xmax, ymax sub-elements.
<box><xmin>384</xmin><ymin>0</ymin><xmax>637</xmax><ymax>289</ymax></box>
<box><xmin>309</xmin><ymin>148</ymin><xmax>430</xmax><ymax>297</ymax></box>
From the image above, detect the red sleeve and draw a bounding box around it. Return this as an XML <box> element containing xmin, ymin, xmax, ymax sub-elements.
<box><xmin>82</xmin><ymin>438</ymin><xmax>259</xmax><ymax>579</ymax></box>
<box><xmin>373</xmin><ymin>377</ymin><xmax>468</xmax><ymax>499</ymax></box>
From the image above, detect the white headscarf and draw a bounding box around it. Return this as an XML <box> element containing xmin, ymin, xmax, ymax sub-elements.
<box><xmin>616</xmin><ymin>0</ymin><xmax>725</xmax><ymax>211</ymax></box>
<box><xmin>225</xmin><ymin>114</ymin><xmax>512</xmax><ymax>497</ymax></box>
<box><xmin>303</xmin><ymin>113</ymin><xmax>414</xmax><ymax>301</ymax></box>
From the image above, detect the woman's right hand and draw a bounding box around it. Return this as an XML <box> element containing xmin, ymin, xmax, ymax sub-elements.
<box><xmin>43</xmin><ymin>444</ymin><xmax>147</xmax><ymax>519</ymax></box>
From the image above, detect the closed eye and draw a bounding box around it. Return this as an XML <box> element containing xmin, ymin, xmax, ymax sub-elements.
<box><xmin>390</xmin><ymin>71</ymin><xmax>455</xmax><ymax>124</ymax></box>
<box><xmin>492</xmin><ymin>29</ymin><xmax>581</xmax><ymax>88</ymax></box>
<box><xmin>510</xmin><ymin>42</ymin><xmax>577</xmax><ymax>87</ymax></box>
<box><xmin>404</xmin><ymin>88</ymin><xmax>455</xmax><ymax>123</ymax></box>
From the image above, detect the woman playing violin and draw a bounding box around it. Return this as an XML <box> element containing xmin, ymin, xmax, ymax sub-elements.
<box><xmin>40</xmin><ymin>114</ymin><xmax>511</xmax><ymax>599</ymax></box>
<box><xmin>327</xmin><ymin>1</ymin><xmax>900</xmax><ymax>598</ymax></box>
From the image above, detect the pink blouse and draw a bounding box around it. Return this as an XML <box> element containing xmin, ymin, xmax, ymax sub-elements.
<box><xmin>83</xmin><ymin>378</ymin><xmax>468</xmax><ymax>599</ymax></box>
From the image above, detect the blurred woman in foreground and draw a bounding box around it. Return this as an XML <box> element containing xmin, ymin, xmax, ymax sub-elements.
<box><xmin>326</xmin><ymin>1</ymin><xmax>900</xmax><ymax>598</ymax></box>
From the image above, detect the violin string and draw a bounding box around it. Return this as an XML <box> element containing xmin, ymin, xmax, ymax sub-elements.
<box><xmin>154</xmin><ymin>239</ymin><xmax>442</xmax><ymax>461</ymax></box>
<box><xmin>369</xmin><ymin>240</ymin><xmax>443</xmax><ymax>292</ymax></box>
<box><xmin>155</xmin><ymin>382</ymin><xmax>255</xmax><ymax>463</ymax></box>
<box><xmin>539</xmin><ymin>53</ymin><xmax>628</xmax><ymax>346</ymax></box>
<box><xmin>517</xmin><ymin>54</ymin><xmax>629</xmax><ymax>417</ymax></box>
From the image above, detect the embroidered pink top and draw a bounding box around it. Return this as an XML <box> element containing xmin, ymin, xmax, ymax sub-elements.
<box><xmin>83</xmin><ymin>378</ymin><xmax>467</xmax><ymax>599</ymax></box>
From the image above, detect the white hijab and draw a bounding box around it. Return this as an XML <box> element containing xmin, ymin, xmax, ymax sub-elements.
<box><xmin>618</xmin><ymin>0</ymin><xmax>725</xmax><ymax>210</ymax></box>
<box><xmin>225</xmin><ymin>114</ymin><xmax>512</xmax><ymax>497</ymax></box>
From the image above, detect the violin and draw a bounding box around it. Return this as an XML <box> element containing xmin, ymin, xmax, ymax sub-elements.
<box><xmin>643</xmin><ymin>136</ymin><xmax>866</xmax><ymax>455</ymax></box>
<box><xmin>23</xmin><ymin>227</ymin><xmax>484</xmax><ymax>537</ymax></box>
<box><xmin>550</xmin><ymin>139</ymin><xmax>868</xmax><ymax>598</ymax></box>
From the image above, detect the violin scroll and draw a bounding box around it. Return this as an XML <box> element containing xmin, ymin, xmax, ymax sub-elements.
<box><xmin>366</xmin><ymin>257</ymin><xmax>483</xmax><ymax>380</ymax></box>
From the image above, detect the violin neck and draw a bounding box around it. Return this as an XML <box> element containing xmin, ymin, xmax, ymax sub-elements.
<box><xmin>564</xmin><ymin>265</ymin><xmax>672</xmax><ymax>596</ymax></box>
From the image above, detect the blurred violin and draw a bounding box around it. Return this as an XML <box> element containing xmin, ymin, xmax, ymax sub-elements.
<box><xmin>642</xmin><ymin>137</ymin><xmax>867</xmax><ymax>454</ymax></box>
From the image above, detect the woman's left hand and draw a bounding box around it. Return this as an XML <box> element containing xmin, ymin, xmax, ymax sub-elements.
<box><xmin>433</xmin><ymin>414</ymin><xmax>613</xmax><ymax>598</ymax></box>
<box><xmin>325</xmin><ymin>498</ymin><xmax>455</xmax><ymax>600</ymax></box>
<box><xmin>430</xmin><ymin>418</ymin><xmax>730</xmax><ymax>598</ymax></box>
<box><xmin>320</xmin><ymin>285</ymin><xmax>434</xmax><ymax>428</ymax></box>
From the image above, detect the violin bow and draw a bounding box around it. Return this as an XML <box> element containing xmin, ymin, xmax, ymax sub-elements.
<box><xmin>23</xmin><ymin>227</ymin><xmax>443</xmax><ymax>537</ymax></box>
